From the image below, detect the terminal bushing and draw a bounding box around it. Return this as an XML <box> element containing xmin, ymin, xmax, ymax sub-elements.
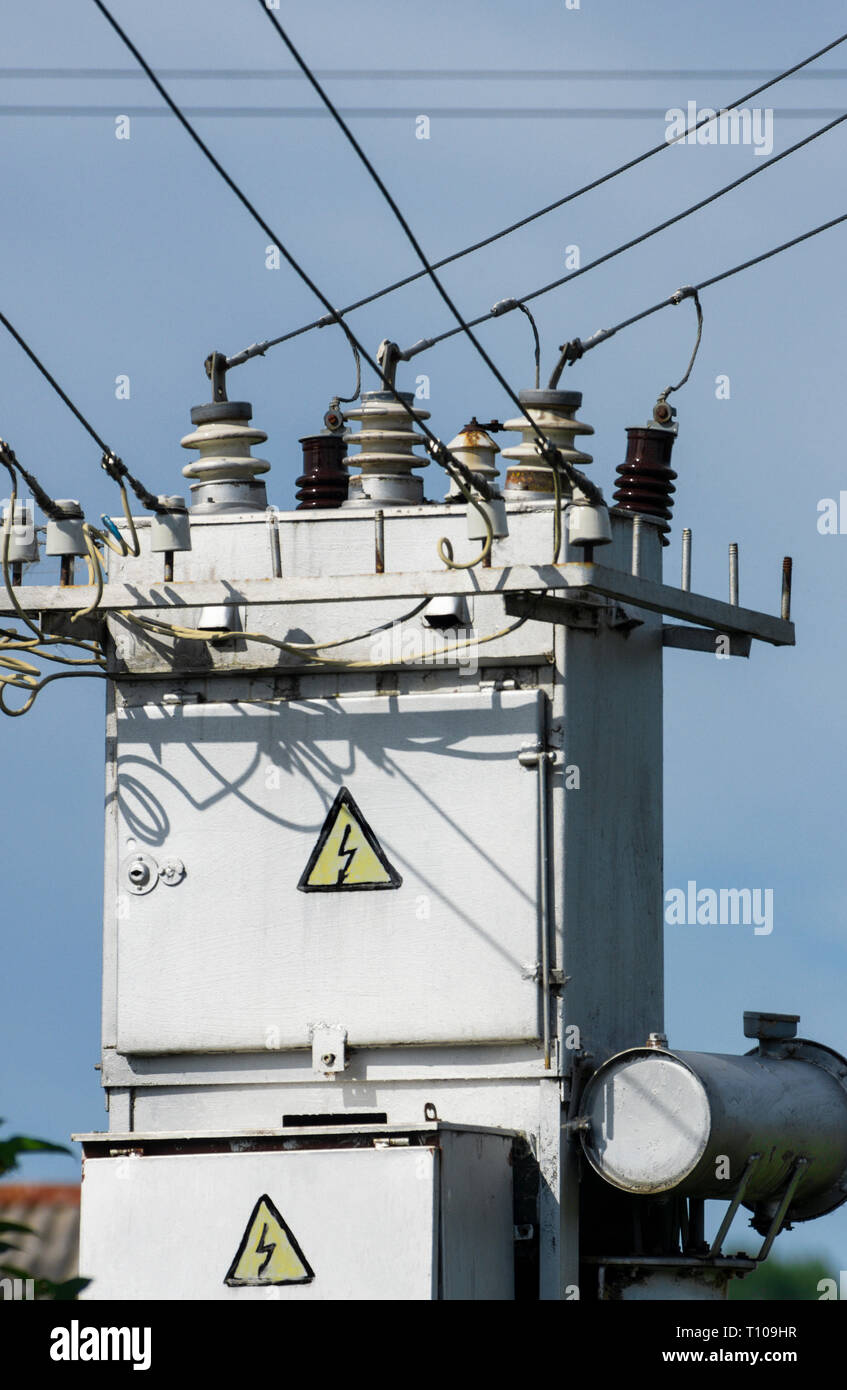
<box><xmin>296</xmin><ymin>433</ymin><xmax>349</xmax><ymax>509</ymax></box>
<box><xmin>613</xmin><ymin>425</ymin><xmax>677</xmax><ymax>546</ymax></box>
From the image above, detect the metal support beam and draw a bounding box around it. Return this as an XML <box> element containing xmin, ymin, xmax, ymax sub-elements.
<box><xmin>0</xmin><ymin>561</ymin><xmax>795</xmax><ymax>645</ymax></box>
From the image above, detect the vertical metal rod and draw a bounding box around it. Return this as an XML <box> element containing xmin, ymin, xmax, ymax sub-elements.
<box><xmin>163</xmin><ymin>552</ymin><xmax>174</xmax><ymax>583</ymax></box>
<box><xmin>538</xmin><ymin>750</ymin><xmax>552</xmax><ymax>1070</ymax></box>
<box><xmin>729</xmin><ymin>542</ymin><xmax>739</xmax><ymax>606</ymax></box>
<box><xmin>59</xmin><ymin>555</ymin><xmax>73</xmax><ymax>587</ymax></box>
<box><xmin>781</xmin><ymin>556</ymin><xmax>793</xmax><ymax>621</ymax></box>
<box><xmin>374</xmin><ymin>509</ymin><xmax>385</xmax><ymax>574</ymax></box>
<box><xmin>681</xmin><ymin>528</ymin><xmax>691</xmax><ymax>592</ymax></box>
<box><xmin>631</xmin><ymin>515</ymin><xmax>642</xmax><ymax>577</ymax></box>
<box><xmin>266</xmin><ymin>506</ymin><xmax>282</xmax><ymax>579</ymax></box>
<box><xmin>11</xmin><ymin>560</ymin><xmax>22</xmax><ymax>586</ymax></box>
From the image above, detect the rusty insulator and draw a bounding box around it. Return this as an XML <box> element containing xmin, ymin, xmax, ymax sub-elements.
<box><xmin>613</xmin><ymin>425</ymin><xmax>678</xmax><ymax>546</ymax></box>
<box><xmin>295</xmin><ymin>433</ymin><xmax>349</xmax><ymax>509</ymax></box>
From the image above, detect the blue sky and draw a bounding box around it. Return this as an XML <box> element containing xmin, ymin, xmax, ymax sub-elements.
<box><xmin>3</xmin><ymin>0</ymin><xmax>847</xmax><ymax>1278</ymax></box>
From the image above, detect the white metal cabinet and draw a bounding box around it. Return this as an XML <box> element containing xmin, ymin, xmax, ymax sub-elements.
<box><xmin>78</xmin><ymin>1125</ymin><xmax>515</xmax><ymax>1301</ymax></box>
<box><xmin>112</xmin><ymin>689</ymin><xmax>544</xmax><ymax>1053</ymax></box>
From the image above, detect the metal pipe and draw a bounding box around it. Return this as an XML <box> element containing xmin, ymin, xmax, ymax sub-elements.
<box><xmin>729</xmin><ymin>542</ymin><xmax>739</xmax><ymax>606</ymax></box>
<box><xmin>538</xmin><ymin>750</ymin><xmax>552</xmax><ymax>1070</ymax></box>
<box><xmin>266</xmin><ymin>506</ymin><xmax>282</xmax><ymax>579</ymax></box>
<box><xmin>681</xmin><ymin>528</ymin><xmax>691</xmax><ymax>592</ymax></box>
<box><xmin>631</xmin><ymin>515</ymin><xmax>642</xmax><ymax>577</ymax></box>
<box><xmin>374</xmin><ymin>509</ymin><xmax>385</xmax><ymax>574</ymax></box>
<box><xmin>781</xmin><ymin>556</ymin><xmax>792</xmax><ymax>621</ymax></box>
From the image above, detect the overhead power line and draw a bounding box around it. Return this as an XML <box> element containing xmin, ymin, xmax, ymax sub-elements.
<box><xmin>391</xmin><ymin>109</ymin><xmax>847</xmax><ymax>359</ymax></box>
<box><xmin>5</xmin><ymin>104</ymin><xmax>846</xmax><ymax>119</ymax></box>
<box><xmin>3</xmin><ymin>65</ymin><xmax>847</xmax><ymax>80</ymax></box>
<box><xmin>548</xmin><ymin>212</ymin><xmax>847</xmax><ymax>369</ymax></box>
<box><xmin>221</xmin><ymin>23</ymin><xmax>847</xmax><ymax>370</ymax></box>
<box><xmin>254</xmin><ymin>5</ymin><xmax>560</xmax><ymax>471</ymax></box>
<box><xmin>0</xmin><ymin>308</ymin><xmax>163</xmax><ymax>513</ymax></box>
<box><xmin>90</xmin><ymin>0</ymin><xmax>512</xmax><ymax>509</ymax></box>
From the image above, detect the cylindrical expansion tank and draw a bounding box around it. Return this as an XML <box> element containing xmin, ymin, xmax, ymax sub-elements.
<box><xmin>580</xmin><ymin>1040</ymin><xmax>847</xmax><ymax>1224</ymax></box>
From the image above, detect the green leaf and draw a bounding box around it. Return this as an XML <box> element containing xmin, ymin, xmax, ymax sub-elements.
<box><xmin>0</xmin><ymin>1134</ymin><xmax>72</xmax><ymax>1176</ymax></box>
<box><xmin>0</xmin><ymin>1219</ymin><xmax>35</xmax><ymax>1237</ymax></box>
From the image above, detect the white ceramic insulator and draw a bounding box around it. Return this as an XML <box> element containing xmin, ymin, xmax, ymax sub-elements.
<box><xmin>180</xmin><ymin>420</ymin><xmax>271</xmax><ymax>484</ymax></box>
<box><xmin>445</xmin><ymin>424</ymin><xmax>500</xmax><ymax>498</ymax></box>
<box><xmin>343</xmin><ymin>396</ymin><xmax>430</xmax><ymax>480</ymax></box>
<box><xmin>501</xmin><ymin>406</ymin><xmax>593</xmax><ymax>476</ymax></box>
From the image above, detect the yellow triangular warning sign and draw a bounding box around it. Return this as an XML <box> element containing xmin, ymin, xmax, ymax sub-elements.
<box><xmin>225</xmin><ymin>1195</ymin><xmax>314</xmax><ymax>1287</ymax></box>
<box><xmin>298</xmin><ymin>787</ymin><xmax>402</xmax><ymax>892</ymax></box>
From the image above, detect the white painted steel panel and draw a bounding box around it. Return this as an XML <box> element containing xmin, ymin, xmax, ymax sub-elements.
<box><xmin>79</xmin><ymin>1132</ymin><xmax>514</xmax><ymax>1301</ymax></box>
<box><xmin>113</xmin><ymin>689</ymin><xmax>543</xmax><ymax>1053</ymax></box>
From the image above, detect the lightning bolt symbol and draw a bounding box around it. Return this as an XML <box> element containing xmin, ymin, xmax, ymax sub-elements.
<box><xmin>255</xmin><ymin>1222</ymin><xmax>276</xmax><ymax>1278</ymax></box>
<box><xmin>336</xmin><ymin>822</ymin><xmax>357</xmax><ymax>885</ymax></box>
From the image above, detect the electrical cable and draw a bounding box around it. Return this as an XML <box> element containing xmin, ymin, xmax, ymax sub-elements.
<box><xmin>0</xmin><ymin>307</ymin><xmax>165</xmax><ymax>514</ymax></box>
<box><xmin>117</xmin><ymin>607</ymin><xmax>529</xmax><ymax>670</ymax></box>
<box><xmin>89</xmin><ymin>0</ymin><xmax>521</xmax><ymax>519</ymax></box>
<box><xmin>227</xmin><ymin>29</ymin><xmax>847</xmax><ymax>368</ymax></box>
<box><xmin>549</xmin><ymin>211</ymin><xmax>847</xmax><ymax>368</ymax></box>
<box><xmin>0</xmin><ymin>457</ymin><xmax>106</xmax><ymax>715</ymax></box>
<box><xmin>395</xmin><ymin>109</ymin><xmax>847</xmax><ymax>360</ymax></box>
<box><xmin>252</xmin><ymin>7</ymin><xmax>596</xmax><ymax>490</ymax></box>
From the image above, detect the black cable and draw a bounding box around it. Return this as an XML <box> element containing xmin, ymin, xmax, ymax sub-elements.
<box><xmin>0</xmin><ymin>307</ymin><xmax>164</xmax><ymax>513</ymax></box>
<box><xmin>397</xmin><ymin>109</ymin><xmax>847</xmax><ymax>358</ymax></box>
<box><xmin>227</xmin><ymin>27</ymin><xmax>847</xmax><ymax>368</ymax></box>
<box><xmin>0</xmin><ymin>440</ymin><xmax>62</xmax><ymax>521</ymax></box>
<box><xmin>556</xmin><ymin>212</ymin><xmax>847</xmax><ymax>365</ymax></box>
<box><xmin>254</xmin><ymin>6</ymin><xmax>580</xmax><ymax>490</ymax></box>
<box><xmin>89</xmin><ymin>0</ymin><xmax>504</xmax><ymax>505</ymax></box>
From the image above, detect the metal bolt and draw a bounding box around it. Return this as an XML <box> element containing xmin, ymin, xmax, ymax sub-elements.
<box><xmin>128</xmin><ymin>860</ymin><xmax>149</xmax><ymax>887</ymax></box>
<box><xmin>159</xmin><ymin>857</ymin><xmax>186</xmax><ymax>887</ymax></box>
<box><xmin>321</xmin><ymin>1052</ymin><xmax>336</xmax><ymax>1068</ymax></box>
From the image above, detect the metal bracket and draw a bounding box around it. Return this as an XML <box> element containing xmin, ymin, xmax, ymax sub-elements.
<box><xmin>663</xmin><ymin>625</ymin><xmax>752</xmax><ymax>658</ymax></box>
<box><xmin>504</xmin><ymin>591</ymin><xmax>642</xmax><ymax>634</ymax></box>
<box><xmin>521</xmin><ymin>964</ymin><xmax>569</xmax><ymax>995</ymax></box>
<box><xmin>708</xmin><ymin>1152</ymin><xmax>762</xmax><ymax>1257</ymax></box>
<box><xmin>311</xmin><ymin>1023</ymin><xmax>348</xmax><ymax>1078</ymax></box>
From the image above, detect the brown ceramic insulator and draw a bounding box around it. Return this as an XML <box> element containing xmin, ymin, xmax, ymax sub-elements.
<box><xmin>613</xmin><ymin>426</ymin><xmax>678</xmax><ymax>546</ymax></box>
<box><xmin>295</xmin><ymin>434</ymin><xmax>349</xmax><ymax>509</ymax></box>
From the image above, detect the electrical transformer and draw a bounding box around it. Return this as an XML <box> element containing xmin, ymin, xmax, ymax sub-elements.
<box><xmin>24</xmin><ymin>375</ymin><xmax>837</xmax><ymax>1301</ymax></box>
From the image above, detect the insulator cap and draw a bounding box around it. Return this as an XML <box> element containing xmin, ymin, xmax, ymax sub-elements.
<box><xmin>296</xmin><ymin>433</ymin><xmax>349</xmax><ymax>509</ymax></box>
<box><xmin>613</xmin><ymin>425</ymin><xmax>678</xmax><ymax>546</ymax></box>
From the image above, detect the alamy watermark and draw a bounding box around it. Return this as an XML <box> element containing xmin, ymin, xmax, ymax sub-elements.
<box><xmin>665</xmin><ymin>880</ymin><xmax>773</xmax><ymax>935</ymax></box>
<box><xmin>370</xmin><ymin>626</ymin><xmax>479</xmax><ymax>675</ymax></box>
<box><xmin>665</xmin><ymin>103</ymin><xmax>774</xmax><ymax>157</ymax></box>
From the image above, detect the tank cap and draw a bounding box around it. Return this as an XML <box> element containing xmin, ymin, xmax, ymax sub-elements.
<box><xmin>743</xmin><ymin>1011</ymin><xmax>799</xmax><ymax>1041</ymax></box>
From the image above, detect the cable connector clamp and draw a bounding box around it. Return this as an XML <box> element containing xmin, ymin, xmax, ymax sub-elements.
<box><xmin>671</xmin><ymin>285</ymin><xmax>697</xmax><ymax>305</ymax></box>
